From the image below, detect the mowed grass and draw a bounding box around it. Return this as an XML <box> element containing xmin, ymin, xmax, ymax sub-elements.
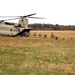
<box><xmin>0</xmin><ymin>30</ymin><xmax>75</xmax><ymax>75</ymax></box>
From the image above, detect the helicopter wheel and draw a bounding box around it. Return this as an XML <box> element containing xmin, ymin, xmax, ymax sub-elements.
<box><xmin>22</xmin><ymin>31</ymin><xmax>29</xmax><ymax>37</ymax></box>
<box><xmin>25</xmin><ymin>32</ymin><xmax>30</xmax><ymax>37</ymax></box>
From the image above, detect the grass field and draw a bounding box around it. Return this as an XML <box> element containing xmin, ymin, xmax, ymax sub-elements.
<box><xmin>0</xmin><ymin>30</ymin><xmax>75</xmax><ymax>75</ymax></box>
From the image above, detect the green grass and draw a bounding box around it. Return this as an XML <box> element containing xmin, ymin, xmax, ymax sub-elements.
<box><xmin>0</xmin><ymin>31</ymin><xmax>75</xmax><ymax>75</ymax></box>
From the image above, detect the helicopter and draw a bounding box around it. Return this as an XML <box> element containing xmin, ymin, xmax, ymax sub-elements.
<box><xmin>0</xmin><ymin>13</ymin><xmax>45</xmax><ymax>37</ymax></box>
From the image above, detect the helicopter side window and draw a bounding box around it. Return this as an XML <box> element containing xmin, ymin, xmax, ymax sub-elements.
<box><xmin>10</xmin><ymin>29</ymin><xmax>13</xmax><ymax>31</ymax></box>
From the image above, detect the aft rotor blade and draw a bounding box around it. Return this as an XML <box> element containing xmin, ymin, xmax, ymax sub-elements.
<box><xmin>28</xmin><ymin>17</ymin><xmax>46</xmax><ymax>19</ymax></box>
<box><xmin>23</xmin><ymin>13</ymin><xmax>36</xmax><ymax>18</ymax></box>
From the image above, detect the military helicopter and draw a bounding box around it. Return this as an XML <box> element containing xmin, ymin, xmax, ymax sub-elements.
<box><xmin>0</xmin><ymin>13</ymin><xmax>45</xmax><ymax>37</ymax></box>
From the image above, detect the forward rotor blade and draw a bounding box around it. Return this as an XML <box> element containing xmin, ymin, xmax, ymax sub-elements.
<box><xmin>0</xmin><ymin>20</ymin><xmax>4</xmax><ymax>23</ymax></box>
<box><xmin>0</xmin><ymin>18</ymin><xmax>20</xmax><ymax>22</ymax></box>
<box><xmin>0</xmin><ymin>16</ymin><xmax>20</xmax><ymax>18</ymax></box>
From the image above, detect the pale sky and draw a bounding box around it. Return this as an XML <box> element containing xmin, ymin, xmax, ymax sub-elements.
<box><xmin>0</xmin><ymin>0</ymin><xmax>75</xmax><ymax>25</ymax></box>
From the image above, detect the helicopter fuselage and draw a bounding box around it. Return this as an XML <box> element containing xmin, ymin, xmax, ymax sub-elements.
<box><xmin>0</xmin><ymin>22</ymin><xmax>30</xmax><ymax>37</ymax></box>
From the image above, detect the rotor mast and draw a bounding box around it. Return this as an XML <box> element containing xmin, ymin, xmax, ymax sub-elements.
<box><xmin>19</xmin><ymin>18</ymin><xmax>28</xmax><ymax>28</ymax></box>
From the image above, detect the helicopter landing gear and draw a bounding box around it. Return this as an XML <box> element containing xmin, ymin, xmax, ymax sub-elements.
<box><xmin>17</xmin><ymin>29</ymin><xmax>31</xmax><ymax>37</ymax></box>
<box><xmin>23</xmin><ymin>31</ymin><xmax>30</xmax><ymax>37</ymax></box>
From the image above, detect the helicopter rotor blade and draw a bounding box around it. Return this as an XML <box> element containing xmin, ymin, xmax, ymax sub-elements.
<box><xmin>3</xmin><ymin>18</ymin><xmax>20</xmax><ymax>21</ymax></box>
<box><xmin>0</xmin><ymin>20</ymin><xmax>4</xmax><ymax>23</ymax></box>
<box><xmin>0</xmin><ymin>13</ymin><xmax>45</xmax><ymax>22</ymax></box>
<box><xmin>28</xmin><ymin>17</ymin><xmax>46</xmax><ymax>19</ymax></box>
<box><xmin>22</xmin><ymin>13</ymin><xmax>36</xmax><ymax>18</ymax></box>
<box><xmin>0</xmin><ymin>13</ymin><xmax>36</xmax><ymax>18</ymax></box>
<box><xmin>0</xmin><ymin>16</ymin><xmax>20</xmax><ymax>18</ymax></box>
<box><xmin>0</xmin><ymin>18</ymin><xmax>20</xmax><ymax>23</ymax></box>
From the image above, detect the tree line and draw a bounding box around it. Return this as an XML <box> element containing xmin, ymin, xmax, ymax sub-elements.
<box><xmin>28</xmin><ymin>23</ymin><xmax>75</xmax><ymax>30</ymax></box>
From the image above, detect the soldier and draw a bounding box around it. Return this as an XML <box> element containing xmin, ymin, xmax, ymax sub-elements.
<box><xmin>55</xmin><ymin>36</ymin><xmax>58</xmax><ymax>40</ymax></box>
<box><xmin>39</xmin><ymin>33</ymin><xmax>42</xmax><ymax>37</ymax></box>
<box><xmin>44</xmin><ymin>34</ymin><xmax>47</xmax><ymax>38</ymax></box>
<box><xmin>51</xmin><ymin>32</ymin><xmax>54</xmax><ymax>38</ymax></box>
<box><xmin>33</xmin><ymin>32</ymin><xmax>37</xmax><ymax>37</ymax></box>
<box><xmin>62</xmin><ymin>38</ymin><xmax>65</xmax><ymax>40</ymax></box>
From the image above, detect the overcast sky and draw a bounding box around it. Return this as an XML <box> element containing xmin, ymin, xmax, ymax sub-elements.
<box><xmin>0</xmin><ymin>0</ymin><xmax>75</xmax><ymax>25</ymax></box>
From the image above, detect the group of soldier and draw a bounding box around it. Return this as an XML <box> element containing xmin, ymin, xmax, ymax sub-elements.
<box><xmin>32</xmin><ymin>32</ymin><xmax>75</xmax><ymax>40</ymax></box>
<box><xmin>51</xmin><ymin>32</ymin><xmax>58</xmax><ymax>40</ymax></box>
<box><xmin>33</xmin><ymin>32</ymin><xmax>47</xmax><ymax>38</ymax></box>
<box><xmin>33</xmin><ymin>32</ymin><xmax>57</xmax><ymax>39</ymax></box>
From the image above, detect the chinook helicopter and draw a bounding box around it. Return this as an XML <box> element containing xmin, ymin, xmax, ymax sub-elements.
<box><xmin>0</xmin><ymin>13</ymin><xmax>45</xmax><ymax>37</ymax></box>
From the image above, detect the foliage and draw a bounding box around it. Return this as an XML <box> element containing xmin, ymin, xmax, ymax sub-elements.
<box><xmin>29</xmin><ymin>23</ymin><xmax>75</xmax><ymax>30</ymax></box>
